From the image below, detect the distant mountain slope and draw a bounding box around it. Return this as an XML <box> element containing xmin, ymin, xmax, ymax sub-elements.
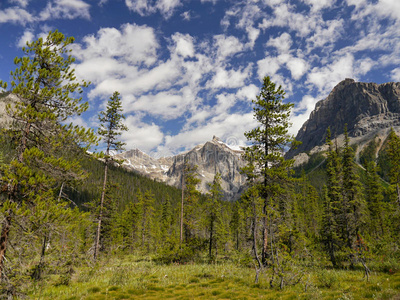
<box><xmin>287</xmin><ymin>79</ymin><xmax>400</xmax><ymax>163</ymax></box>
<box><xmin>115</xmin><ymin>136</ymin><xmax>246</xmax><ymax>200</ymax></box>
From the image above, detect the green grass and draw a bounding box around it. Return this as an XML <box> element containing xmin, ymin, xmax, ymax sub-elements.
<box><xmin>29</xmin><ymin>255</ymin><xmax>400</xmax><ymax>300</ymax></box>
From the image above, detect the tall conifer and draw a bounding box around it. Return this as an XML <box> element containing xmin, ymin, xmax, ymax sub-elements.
<box><xmin>0</xmin><ymin>31</ymin><xmax>96</xmax><ymax>282</ymax></box>
<box><xmin>94</xmin><ymin>91</ymin><xmax>128</xmax><ymax>260</ymax></box>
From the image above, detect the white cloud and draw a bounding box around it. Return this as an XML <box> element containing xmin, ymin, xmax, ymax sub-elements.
<box><xmin>125</xmin><ymin>0</ymin><xmax>181</xmax><ymax>19</ymax></box>
<box><xmin>390</xmin><ymin>68</ymin><xmax>400</xmax><ymax>81</ymax></box>
<box><xmin>171</xmin><ymin>33</ymin><xmax>195</xmax><ymax>57</ymax></box>
<box><xmin>257</xmin><ymin>56</ymin><xmax>281</xmax><ymax>79</ymax></box>
<box><xmin>163</xmin><ymin>112</ymin><xmax>256</xmax><ymax>153</ymax></box>
<box><xmin>126</xmin><ymin>88</ymin><xmax>194</xmax><ymax>120</ymax></box>
<box><xmin>73</xmin><ymin>23</ymin><xmax>159</xmax><ymax>66</ymax></box>
<box><xmin>214</xmin><ymin>35</ymin><xmax>243</xmax><ymax>60</ymax></box>
<box><xmin>266</xmin><ymin>32</ymin><xmax>292</xmax><ymax>53</ymax></box>
<box><xmin>286</xmin><ymin>57</ymin><xmax>309</xmax><ymax>80</ymax></box>
<box><xmin>16</xmin><ymin>30</ymin><xmax>34</xmax><ymax>48</ymax></box>
<box><xmin>207</xmin><ymin>65</ymin><xmax>252</xmax><ymax>89</ymax></box>
<box><xmin>181</xmin><ymin>10</ymin><xmax>190</xmax><ymax>20</ymax></box>
<box><xmin>8</xmin><ymin>0</ymin><xmax>29</xmax><ymax>7</ymax></box>
<box><xmin>0</xmin><ymin>7</ymin><xmax>34</xmax><ymax>24</ymax></box>
<box><xmin>307</xmin><ymin>53</ymin><xmax>355</xmax><ymax>93</ymax></box>
<box><xmin>39</xmin><ymin>0</ymin><xmax>91</xmax><ymax>21</ymax></box>
<box><xmin>157</xmin><ymin>0</ymin><xmax>181</xmax><ymax>18</ymax></box>
<box><xmin>121</xmin><ymin>115</ymin><xmax>164</xmax><ymax>152</ymax></box>
<box><xmin>290</xmin><ymin>95</ymin><xmax>320</xmax><ymax>136</ymax></box>
<box><xmin>236</xmin><ymin>84</ymin><xmax>258</xmax><ymax>102</ymax></box>
<box><xmin>303</xmin><ymin>0</ymin><xmax>336</xmax><ymax>12</ymax></box>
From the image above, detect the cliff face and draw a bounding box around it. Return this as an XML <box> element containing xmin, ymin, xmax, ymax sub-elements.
<box><xmin>116</xmin><ymin>136</ymin><xmax>246</xmax><ymax>200</ymax></box>
<box><xmin>287</xmin><ymin>79</ymin><xmax>400</xmax><ymax>160</ymax></box>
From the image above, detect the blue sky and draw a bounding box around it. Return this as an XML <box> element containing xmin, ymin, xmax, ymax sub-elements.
<box><xmin>1</xmin><ymin>0</ymin><xmax>400</xmax><ymax>157</ymax></box>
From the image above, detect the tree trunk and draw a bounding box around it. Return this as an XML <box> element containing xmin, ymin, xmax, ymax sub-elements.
<box><xmin>252</xmin><ymin>199</ymin><xmax>262</xmax><ymax>284</ymax></box>
<box><xmin>0</xmin><ymin>211</ymin><xmax>12</xmax><ymax>280</ymax></box>
<box><xmin>94</xmin><ymin>158</ymin><xmax>108</xmax><ymax>260</ymax></box>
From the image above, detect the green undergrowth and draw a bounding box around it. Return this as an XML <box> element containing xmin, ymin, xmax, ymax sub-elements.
<box><xmin>29</xmin><ymin>255</ymin><xmax>400</xmax><ymax>300</ymax></box>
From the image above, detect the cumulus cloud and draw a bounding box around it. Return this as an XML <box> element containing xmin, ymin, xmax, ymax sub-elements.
<box><xmin>390</xmin><ymin>68</ymin><xmax>400</xmax><ymax>81</ymax></box>
<box><xmin>0</xmin><ymin>7</ymin><xmax>34</xmax><ymax>24</ymax></box>
<box><xmin>126</xmin><ymin>88</ymin><xmax>195</xmax><ymax>120</ymax></box>
<box><xmin>39</xmin><ymin>0</ymin><xmax>91</xmax><ymax>20</ymax></box>
<box><xmin>307</xmin><ymin>53</ymin><xmax>355</xmax><ymax>93</ymax></box>
<box><xmin>9</xmin><ymin>0</ymin><xmax>29</xmax><ymax>7</ymax></box>
<box><xmin>163</xmin><ymin>112</ymin><xmax>256</xmax><ymax>153</ymax></box>
<box><xmin>73</xmin><ymin>23</ymin><xmax>158</xmax><ymax>66</ymax></box>
<box><xmin>266</xmin><ymin>32</ymin><xmax>292</xmax><ymax>53</ymax></box>
<box><xmin>171</xmin><ymin>33</ymin><xmax>195</xmax><ymax>57</ymax></box>
<box><xmin>214</xmin><ymin>35</ymin><xmax>243</xmax><ymax>60</ymax></box>
<box><xmin>16</xmin><ymin>29</ymin><xmax>34</xmax><ymax>47</ymax></box>
<box><xmin>286</xmin><ymin>58</ymin><xmax>309</xmax><ymax>80</ymax></box>
<box><xmin>207</xmin><ymin>65</ymin><xmax>252</xmax><ymax>89</ymax></box>
<box><xmin>125</xmin><ymin>0</ymin><xmax>181</xmax><ymax>19</ymax></box>
<box><xmin>303</xmin><ymin>0</ymin><xmax>336</xmax><ymax>12</ymax></box>
<box><xmin>121</xmin><ymin>115</ymin><xmax>164</xmax><ymax>152</ymax></box>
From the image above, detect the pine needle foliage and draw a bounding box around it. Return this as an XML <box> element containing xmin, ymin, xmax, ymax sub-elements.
<box><xmin>0</xmin><ymin>30</ymin><xmax>97</xmax><ymax>295</ymax></box>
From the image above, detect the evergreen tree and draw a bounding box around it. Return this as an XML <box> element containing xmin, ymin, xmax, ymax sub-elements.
<box><xmin>0</xmin><ymin>31</ymin><xmax>96</xmax><ymax>285</ymax></box>
<box><xmin>180</xmin><ymin>162</ymin><xmax>200</xmax><ymax>248</ymax></box>
<box><xmin>365</xmin><ymin>161</ymin><xmax>385</xmax><ymax>238</ymax></box>
<box><xmin>341</xmin><ymin>125</ymin><xmax>366</xmax><ymax>260</ymax></box>
<box><xmin>242</xmin><ymin>76</ymin><xmax>296</xmax><ymax>267</ymax></box>
<box><xmin>386</xmin><ymin>128</ymin><xmax>400</xmax><ymax>208</ymax></box>
<box><xmin>94</xmin><ymin>91</ymin><xmax>128</xmax><ymax>260</ymax></box>
<box><xmin>136</xmin><ymin>190</ymin><xmax>156</xmax><ymax>252</ymax></box>
<box><xmin>205</xmin><ymin>173</ymin><xmax>223</xmax><ymax>261</ymax></box>
<box><xmin>322</xmin><ymin>128</ymin><xmax>342</xmax><ymax>267</ymax></box>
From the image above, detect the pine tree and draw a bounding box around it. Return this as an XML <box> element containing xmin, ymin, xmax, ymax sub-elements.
<box><xmin>136</xmin><ymin>190</ymin><xmax>155</xmax><ymax>252</ymax></box>
<box><xmin>341</xmin><ymin>125</ymin><xmax>366</xmax><ymax>258</ymax></box>
<box><xmin>180</xmin><ymin>161</ymin><xmax>200</xmax><ymax>248</ymax></box>
<box><xmin>386</xmin><ymin>128</ymin><xmax>400</xmax><ymax>208</ymax></box>
<box><xmin>94</xmin><ymin>91</ymin><xmax>128</xmax><ymax>260</ymax></box>
<box><xmin>322</xmin><ymin>127</ymin><xmax>342</xmax><ymax>267</ymax></box>
<box><xmin>0</xmin><ymin>31</ymin><xmax>96</xmax><ymax>283</ymax></box>
<box><xmin>242</xmin><ymin>76</ymin><xmax>296</xmax><ymax>267</ymax></box>
<box><xmin>205</xmin><ymin>173</ymin><xmax>223</xmax><ymax>261</ymax></box>
<box><xmin>365</xmin><ymin>161</ymin><xmax>385</xmax><ymax>238</ymax></box>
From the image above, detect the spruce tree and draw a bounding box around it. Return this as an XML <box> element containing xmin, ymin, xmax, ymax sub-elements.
<box><xmin>94</xmin><ymin>91</ymin><xmax>128</xmax><ymax>260</ymax></box>
<box><xmin>341</xmin><ymin>125</ymin><xmax>365</xmax><ymax>258</ymax></box>
<box><xmin>322</xmin><ymin>127</ymin><xmax>342</xmax><ymax>267</ymax></box>
<box><xmin>242</xmin><ymin>76</ymin><xmax>296</xmax><ymax>266</ymax></box>
<box><xmin>386</xmin><ymin>128</ymin><xmax>400</xmax><ymax>208</ymax></box>
<box><xmin>0</xmin><ymin>31</ymin><xmax>96</xmax><ymax>283</ymax></box>
<box><xmin>365</xmin><ymin>161</ymin><xmax>385</xmax><ymax>238</ymax></box>
<box><xmin>180</xmin><ymin>162</ymin><xmax>200</xmax><ymax>247</ymax></box>
<box><xmin>205</xmin><ymin>172</ymin><xmax>223</xmax><ymax>261</ymax></box>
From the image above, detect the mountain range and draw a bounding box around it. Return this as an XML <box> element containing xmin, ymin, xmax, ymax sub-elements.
<box><xmin>2</xmin><ymin>79</ymin><xmax>399</xmax><ymax>199</ymax></box>
<box><xmin>115</xmin><ymin>136</ymin><xmax>246</xmax><ymax>199</ymax></box>
<box><xmin>116</xmin><ymin>79</ymin><xmax>400</xmax><ymax>198</ymax></box>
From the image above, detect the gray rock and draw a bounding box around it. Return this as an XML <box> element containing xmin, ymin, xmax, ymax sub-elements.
<box><xmin>287</xmin><ymin>79</ymin><xmax>400</xmax><ymax>159</ymax></box>
<box><xmin>115</xmin><ymin>136</ymin><xmax>246</xmax><ymax>200</ymax></box>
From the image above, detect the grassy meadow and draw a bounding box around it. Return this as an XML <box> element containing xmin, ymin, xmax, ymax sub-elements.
<box><xmin>29</xmin><ymin>255</ymin><xmax>400</xmax><ymax>300</ymax></box>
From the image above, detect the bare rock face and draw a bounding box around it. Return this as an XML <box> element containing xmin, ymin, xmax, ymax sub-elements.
<box><xmin>115</xmin><ymin>136</ymin><xmax>246</xmax><ymax>200</ymax></box>
<box><xmin>287</xmin><ymin>79</ymin><xmax>400</xmax><ymax>160</ymax></box>
<box><xmin>0</xmin><ymin>93</ymin><xmax>17</xmax><ymax>126</ymax></box>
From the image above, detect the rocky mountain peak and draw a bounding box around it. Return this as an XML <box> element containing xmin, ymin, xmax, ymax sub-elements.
<box><xmin>116</xmin><ymin>136</ymin><xmax>246</xmax><ymax>199</ymax></box>
<box><xmin>287</xmin><ymin>79</ymin><xmax>400</xmax><ymax>162</ymax></box>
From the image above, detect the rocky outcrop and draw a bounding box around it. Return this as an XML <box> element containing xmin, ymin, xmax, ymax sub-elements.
<box><xmin>287</xmin><ymin>79</ymin><xmax>400</xmax><ymax>160</ymax></box>
<box><xmin>115</xmin><ymin>136</ymin><xmax>246</xmax><ymax>200</ymax></box>
<box><xmin>0</xmin><ymin>93</ymin><xmax>16</xmax><ymax>126</ymax></box>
